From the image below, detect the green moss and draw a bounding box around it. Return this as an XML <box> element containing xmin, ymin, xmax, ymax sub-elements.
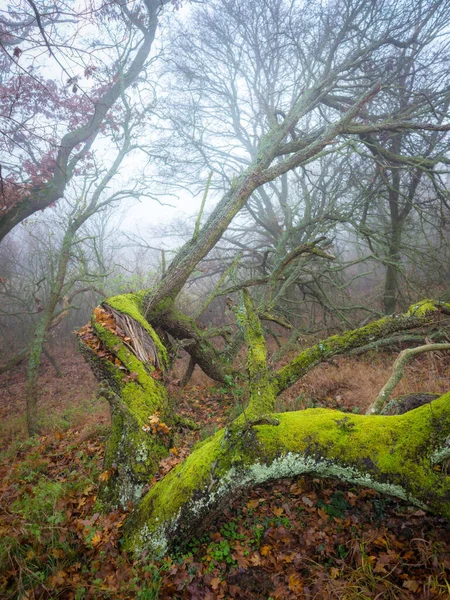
<box><xmin>232</xmin><ymin>290</ymin><xmax>277</xmax><ymax>418</ymax></box>
<box><xmin>103</xmin><ymin>412</ymin><xmax>124</xmax><ymax>468</ymax></box>
<box><xmin>274</xmin><ymin>300</ymin><xmax>450</xmax><ymax>394</ymax></box>
<box><xmin>124</xmin><ymin>392</ymin><xmax>450</xmax><ymax>557</ymax></box>
<box><xmin>90</xmin><ymin>315</ymin><xmax>172</xmax><ymax>509</ymax></box>
<box><xmin>406</xmin><ymin>299</ymin><xmax>439</xmax><ymax>317</ymax></box>
<box><xmin>93</xmin><ymin>322</ymin><xmax>166</xmax><ymax>407</ymax></box>
<box><xmin>124</xmin><ymin>429</ymin><xmax>226</xmax><ymax>554</ymax></box>
<box><xmin>241</xmin><ymin>291</ymin><xmax>267</xmax><ymax>375</ymax></box>
<box><xmin>144</xmin><ymin>296</ymin><xmax>175</xmax><ymax>321</ymax></box>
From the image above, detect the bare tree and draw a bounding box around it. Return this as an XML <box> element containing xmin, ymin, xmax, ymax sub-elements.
<box><xmin>21</xmin><ymin>99</ymin><xmax>152</xmax><ymax>435</ymax></box>
<box><xmin>0</xmin><ymin>0</ymin><xmax>176</xmax><ymax>241</ymax></box>
<box><xmin>70</xmin><ymin>0</ymin><xmax>450</xmax><ymax>557</ymax></box>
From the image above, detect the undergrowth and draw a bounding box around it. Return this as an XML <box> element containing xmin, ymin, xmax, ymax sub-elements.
<box><xmin>0</xmin><ymin>349</ymin><xmax>450</xmax><ymax>599</ymax></box>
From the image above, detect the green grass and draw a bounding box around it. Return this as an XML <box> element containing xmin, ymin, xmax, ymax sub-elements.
<box><xmin>0</xmin><ymin>435</ymin><xmax>101</xmax><ymax>599</ymax></box>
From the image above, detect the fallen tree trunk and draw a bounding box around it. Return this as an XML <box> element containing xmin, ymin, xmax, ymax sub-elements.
<box><xmin>123</xmin><ymin>392</ymin><xmax>450</xmax><ymax>558</ymax></box>
<box><xmin>79</xmin><ymin>295</ymin><xmax>450</xmax><ymax>556</ymax></box>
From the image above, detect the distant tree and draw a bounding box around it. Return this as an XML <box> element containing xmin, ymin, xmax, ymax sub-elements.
<box><xmin>9</xmin><ymin>99</ymin><xmax>151</xmax><ymax>435</ymax></box>
<box><xmin>162</xmin><ymin>0</ymin><xmax>450</xmax><ymax>320</ymax></box>
<box><xmin>0</xmin><ymin>0</ymin><xmax>176</xmax><ymax>241</ymax></box>
<box><xmin>352</xmin><ymin>52</ymin><xmax>450</xmax><ymax>313</ymax></box>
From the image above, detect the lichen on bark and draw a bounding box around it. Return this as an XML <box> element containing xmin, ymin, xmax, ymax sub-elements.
<box><xmin>123</xmin><ymin>391</ymin><xmax>450</xmax><ymax>558</ymax></box>
<box><xmin>78</xmin><ymin>296</ymin><xmax>450</xmax><ymax>555</ymax></box>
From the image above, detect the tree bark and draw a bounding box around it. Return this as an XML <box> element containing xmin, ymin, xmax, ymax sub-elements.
<box><xmin>368</xmin><ymin>343</ymin><xmax>450</xmax><ymax>414</ymax></box>
<box><xmin>180</xmin><ymin>356</ymin><xmax>196</xmax><ymax>387</ymax></box>
<box><xmin>383</xmin><ymin>226</ymin><xmax>403</xmax><ymax>315</ymax></box>
<box><xmin>156</xmin><ymin>305</ymin><xmax>232</xmax><ymax>383</ymax></box>
<box><xmin>78</xmin><ymin>294</ymin><xmax>172</xmax><ymax>509</ymax></box>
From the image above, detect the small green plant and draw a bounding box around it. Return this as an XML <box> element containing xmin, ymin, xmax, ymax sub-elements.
<box><xmin>128</xmin><ymin>563</ymin><xmax>162</xmax><ymax>600</ymax></box>
<box><xmin>0</xmin><ymin>438</ymin><xmax>99</xmax><ymax>599</ymax></box>
<box><xmin>74</xmin><ymin>587</ymin><xmax>87</xmax><ymax>600</ymax></box>
<box><xmin>207</xmin><ymin>539</ymin><xmax>236</xmax><ymax>566</ymax></box>
<box><xmin>336</xmin><ymin>543</ymin><xmax>349</xmax><ymax>559</ymax></box>
<box><xmin>318</xmin><ymin>491</ymin><xmax>350</xmax><ymax>519</ymax></box>
<box><xmin>220</xmin><ymin>520</ymin><xmax>245</xmax><ymax>541</ymax></box>
<box><xmin>370</xmin><ymin>496</ymin><xmax>388</xmax><ymax>520</ymax></box>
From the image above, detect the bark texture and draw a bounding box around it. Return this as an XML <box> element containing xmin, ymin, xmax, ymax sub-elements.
<box><xmin>78</xmin><ymin>292</ymin><xmax>172</xmax><ymax>509</ymax></box>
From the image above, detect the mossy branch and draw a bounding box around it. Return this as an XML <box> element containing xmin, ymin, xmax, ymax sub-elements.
<box><xmin>234</xmin><ymin>290</ymin><xmax>277</xmax><ymax>419</ymax></box>
<box><xmin>192</xmin><ymin>172</ymin><xmax>212</xmax><ymax>242</ymax></box>
<box><xmin>79</xmin><ymin>294</ymin><xmax>172</xmax><ymax>508</ymax></box>
<box><xmin>274</xmin><ymin>300</ymin><xmax>450</xmax><ymax>395</ymax></box>
<box><xmin>260</xmin><ymin>311</ymin><xmax>293</xmax><ymax>329</ymax></box>
<box><xmin>347</xmin><ymin>331</ymin><xmax>447</xmax><ymax>356</ymax></box>
<box><xmin>368</xmin><ymin>343</ymin><xmax>450</xmax><ymax>414</ymax></box>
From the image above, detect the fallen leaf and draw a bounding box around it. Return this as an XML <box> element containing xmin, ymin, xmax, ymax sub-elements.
<box><xmin>210</xmin><ymin>576</ymin><xmax>221</xmax><ymax>590</ymax></box>
<box><xmin>99</xmin><ymin>470</ymin><xmax>110</xmax><ymax>482</ymax></box>
<box><xmin>288</xmin><ymin>572</ymin><xmax>302</xmax><ymax>592</ymax></box>
<box><xmin>403</xmin><ymin>579</ymin><xmax>420</xmax><ymax>592</ymax></box>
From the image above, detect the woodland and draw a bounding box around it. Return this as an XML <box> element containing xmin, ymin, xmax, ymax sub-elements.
<box><xmin>1</xmin><ymin>0</ymin><xmax>450</xmax><ymax>598</ymax></box>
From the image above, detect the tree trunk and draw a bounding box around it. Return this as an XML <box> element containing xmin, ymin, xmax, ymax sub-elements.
<box><xmin>123</xmin><ymin>389</ymin><xmax>450</xmax><ymax>558</ymax></box>
<box><xmin>156</xmin><ymin>305</ymin><xmax>232</xmax><ymax>383</ymax></box>
<box><xmin>78</xmin><ymin>293</ymin><xmax>173</xmax><ymax>509</ymax></box>
<box><xmin>26</xmin><ymin>317</ymin><xmax>51</xmax><ymax>436</ymax></box>
<box><xmin>180</xmin><ymin>356</ymin><xmax>196</xmax><ymax>387</ymax></box>
<box><xmin>383</xmin><ymin>261</ymin><xmax>399</xmax><ymax>315</ymax></box>
<box><xmin>383</xmin><ymin>226</ymin><xmax>402</xmax><ymax>315</ymax></box>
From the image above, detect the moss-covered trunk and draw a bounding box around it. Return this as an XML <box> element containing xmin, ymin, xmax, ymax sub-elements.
<box><xmin>80</xmin><ymin>295</ymin><xmax>450</xmax><ymax>555</ymax></box>
<box><xmin>78</xmin><ymin>292</ymin><xmax>173</xmax><ymax>509</ymax></box>
<box><xmin>120</xmin><ymin>294</ymin><xmax>450</xmax><ymax>557</ymax></box>
<box><xmin>123</xmin><ymin>391</ymin><xmax>450</xmax><ymax>557</ymax></box>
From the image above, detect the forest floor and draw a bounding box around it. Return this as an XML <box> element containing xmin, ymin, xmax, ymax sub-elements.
<box><xmin>1</xmin><ymin>344</ymin><xmax>450</xmax><ymax>599</ymax></box>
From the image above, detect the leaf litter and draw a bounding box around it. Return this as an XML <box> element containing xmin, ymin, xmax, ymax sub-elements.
<box><xmin>1</xmin><ymin>351</ymin><xmax>450</xmax><ymax>599</ymax></box>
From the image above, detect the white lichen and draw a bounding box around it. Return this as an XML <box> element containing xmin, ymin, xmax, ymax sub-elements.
<box><xmin>431</xmin><ymin>437</ymin><xmax>450</xmax><ymax>464</ymax></box>
<box><xmin>133</xmin><ymin>452</ymin><xmax>426</xmax><ymax>558</ymax></box>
